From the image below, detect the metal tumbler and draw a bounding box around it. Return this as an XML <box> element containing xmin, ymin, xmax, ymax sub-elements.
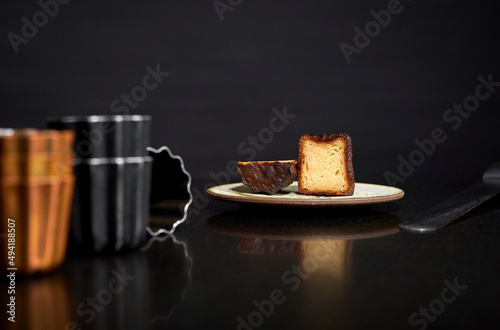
<box><xmin>0</xmin><ymin>129</ymin><xmax>75</xmax><ymax>274</ymax></box>
<box><xmin>47</xmin><ymin>115</ymin><xmax>153</xmax><ymax>254</ymax></box>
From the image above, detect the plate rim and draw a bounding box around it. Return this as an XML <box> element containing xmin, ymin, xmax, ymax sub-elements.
<box><xmin>207</xmin><ymin>182</ymin><xmax>404</xmax><ymax>207</ymax></box>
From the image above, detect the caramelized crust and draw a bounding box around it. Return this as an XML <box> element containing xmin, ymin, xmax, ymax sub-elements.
<box><xmin>298</xmin><ymin>134</ymin><xmax>355</xmax><ymax>196</ymax></box>
<box><xmin>306</xmin><ymin>133</ymin><xmax>347</xmax><ymax>143</ymax></box>
<box><xmin>237</xmin><ymin>160</ymin><xmax>298</xmax><ymax>195</ymax></box>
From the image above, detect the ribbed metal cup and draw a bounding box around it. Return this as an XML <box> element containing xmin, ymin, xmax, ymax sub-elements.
<box><xmin>0</xmin><ymin>129</ymin><xmax>74</xmax><ymax>179</ymax></box>
<box><xmin>0</xmin><ymin>129</ymin><xmax>75</xmax><ymax>274</ymax></box>
<box><xmin>47</xmin><ymin>115</ymin><xmax>151</xmax><ymax>159</ymax></box>
<box><xmin>47</xmin><ymin>115</ymin><xmax>153</xmax><ymax>253</ymax></box>
<box><xmin>69</xmin><ymin>156</ymin><xmax>152</xmax><ymax>253</ymax></box>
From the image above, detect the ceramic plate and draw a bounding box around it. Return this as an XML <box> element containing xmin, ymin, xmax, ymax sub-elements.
<box><xmin>207</xmin><ymin>182</ymin><xmax>404</xmax><ymax>207</ymax></box>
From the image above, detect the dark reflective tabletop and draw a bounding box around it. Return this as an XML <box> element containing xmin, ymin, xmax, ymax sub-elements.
<box><xmin>3</xmin><ymin>179</ymin><xmax>500</xmax><ymax>330</ymax></box>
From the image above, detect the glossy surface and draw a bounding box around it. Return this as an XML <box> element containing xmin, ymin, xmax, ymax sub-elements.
<box><xmin>2</xmin><ymin>178</ymin><xmax>499</xmax><ymax>329</ymax></box>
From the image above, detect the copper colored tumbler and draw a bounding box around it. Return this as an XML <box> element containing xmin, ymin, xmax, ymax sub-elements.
<box><xmin>0</xmin><ymin>129</ymin><xmax>75</xmax><ymax>275</ymax></box>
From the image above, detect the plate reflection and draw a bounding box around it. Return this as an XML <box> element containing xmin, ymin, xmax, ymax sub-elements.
<box><xmin>207</xmin><ymin>207</ymin><xmax>401</xmax><ymax>328</ymax></box>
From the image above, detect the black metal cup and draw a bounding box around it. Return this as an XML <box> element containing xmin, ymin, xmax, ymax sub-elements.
<box><xmin>69</xmin><ymin>156</ymin><xmax>153</xmax><ymax>253</ymax></box>
<box><xmin>47</xmin><ymin>115</ymin><xmax>151</xmax><ymax>159</ymax></box>
<box><xmin>47</xmin><ymin>115</ymin><xmax>153</xmax><ymax>253</ymax></box>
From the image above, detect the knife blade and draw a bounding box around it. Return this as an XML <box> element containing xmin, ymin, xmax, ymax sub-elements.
<box><xmin>399</xmin><ymin>162</ymin><xmax>500</xmax><ymax>233</ymax></box>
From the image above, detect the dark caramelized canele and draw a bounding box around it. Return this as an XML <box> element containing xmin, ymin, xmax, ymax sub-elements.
<box><xmin>237</xmin><ymin>160</ymin><xmax>298</xmax><ymax>194</ymax></box>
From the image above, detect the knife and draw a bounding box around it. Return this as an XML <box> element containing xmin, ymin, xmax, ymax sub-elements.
<box><xmin>399</xmin><ymin>162</ymin><xmax>500</xmax><ymax>233</ymax></box>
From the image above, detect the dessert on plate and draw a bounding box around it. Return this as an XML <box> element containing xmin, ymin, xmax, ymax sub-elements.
<box><xmin>237</xmin><ymin>160</ymin><xmax>298</xmax><ymax>194</ymax></box>
<box><xmin>297</xmin><ymin>133</ymin><xmax>355</xmax><ymax>196</ymax></box>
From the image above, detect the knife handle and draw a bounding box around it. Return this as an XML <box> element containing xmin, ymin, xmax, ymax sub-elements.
<box><xmin>400</xmin><ymin>178</ymin><xmax>500</xmax><ymax>233</ymax></box>
<box><xmin>399</xmin><ymin>194</ymin><xmax>495</xmax><ymax>233</ymax></box>
<box><xmin>401</xmin><ymin>162</ymin><xmax>500</xmax><ymax>233</ymax></box>
<box><xmin>483</xmin><ymin>162</ymin><xmax>500</xmax><ymax>185</ymax></box>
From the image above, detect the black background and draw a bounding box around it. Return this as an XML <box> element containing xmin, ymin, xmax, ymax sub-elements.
<box><xmin>2</xmin><ymin>0</ymin><xmax>500</xmax><ymax>189</ymax></box>
<box><xmin>2</xmin><ymin>2</ymin><xmax>500</xmax><ymax>330</ymax></box>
